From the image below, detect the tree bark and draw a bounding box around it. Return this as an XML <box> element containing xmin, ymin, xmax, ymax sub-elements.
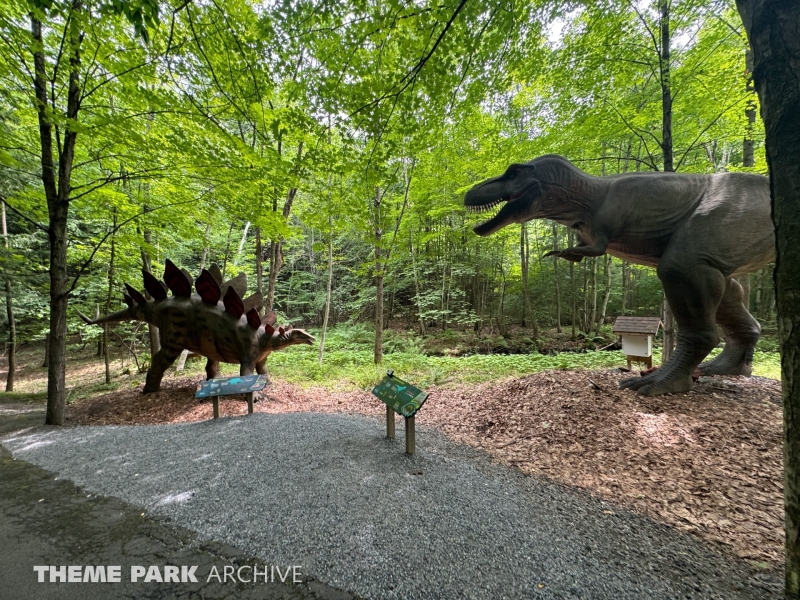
<box><xmin>199</xmin><ymin>222</ymin><xmax>211</xmax><ymax>271</ymax></box>
<box><xmin>662</xmin><ymin>296</ymin><xmax>676</xmax><ymax>362</ymax></box>
<box><xmin>410</xmin><ymin>227</ymin><xmax>426</xmax><ymax>335</ymax></box>
<box><xmin>139</xmin><ymin>208</ymin><xmax>160</xmax><ymax>356</ymax></box>
<box><xmin>221</xmin><ymin>222</ymin><xmax>234</xmax><ymax>281</ymax></box>
<box><xmin>659</xmin><ymin>0</ymin><xmax>677</xmax><ymax>362</ymax></box>
<box><xmin>32</xmin><ymin>7</ymin><xmax>82</xmax><ymax>426</ymax></box>
<box><xmin>590</xmin><ymin>257</ymin><xmax>598</xmax><ymax>334</ymax></box>
<box><xmin>318</xmin><ymin>211</ymin><xmax>334</xmax><ymax>365</ymax></box>
<box><xmin>569</xmin><ymin>229</ymin><xmax>576</xmax><ymax>339</ymax></box>
<box><xmin>734</xmin><ymin>1</ymin><xmax>800</xmax><ymax>595</ymax></box>
<box><xmin>104</xmin><ymin>210</ymin><xmax>116</xmax><ymax>384</ymax></box>
<box><xmin>255</xmin><ymin>226</ymin><xmax>263</xmax><ymax>298</ymax></box>
<box><xmin>520</xmin><ymin>224</ymin><xmax>530</xmax><ymax>327</ymax></box>
<box><xmin>553</xmin><ymin>223</ymin><xmax>562</xmax><ymax>333</ymax></box>
<box><xmin>2</xmin><ymin>202</ymin><xmax>15</xmax><ymax>391</ymax></box>
<box><xmin>373</xmin><ymin>186</ymin><xmax>383</xmax><ymax>364</ymax></box>
<box><xmin>595</xmin><ymin>254</ymin><xmax>612</xmax><ymax>336</ymax></box>
<box><xmin>743</xmin><ymin>48</ymin><xmax>756</xmax><ymax>168</ymax></box>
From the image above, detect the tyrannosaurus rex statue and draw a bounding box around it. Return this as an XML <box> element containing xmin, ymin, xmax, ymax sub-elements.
<box><xmin>463</xmin><ymin>155</ymin><xmax>774</xmax><ymax>395</ymax></box>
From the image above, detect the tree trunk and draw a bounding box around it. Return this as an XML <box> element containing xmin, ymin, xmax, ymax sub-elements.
<box><xmin>734</xmin><ymin>1</ymin><xmax>800</xmax><ymax>595</ymax></box>
<box><xmin>520</xmin><ymin>224</ymin><xmax>530</xmax><ymax>327</ymax></box>
<box><xmin>199</xmin><ymin>222</ymin><xmax>211</xmax><ymax>271</ymax></box>
<box><xmin>318</xmin><ymin>213</ymin><xmax>334</xmax><ymax>365</ymax></box>
<box><xmin>569</xmin><ymin>230</ymin><xmax>576</xmax><ymax>339</ymax></box>
<box><xmin>553</xmin><ymin>223</ymin><xmax>562</xmax><ymax>333</ymax></box>
<box><xmin>662</xmin><ymin>296</ymin><xmax>676</xmax><ymax>362</ymax></box>
<box><xmin>235</xmin><ymin>221</ymin><xmax>251</xmax><ymax>265</ymax></box>
<box><xmin>660</xmin><ymin>0</ymin><xmax>673</xmax><ymax>173</ymax></box>
<box><xmin>590</xmin><ymin>257</ymin><xmax>598</xmax><ymax>334</ymax></box>
<box><xmin>622</xmin><ymin>261</ymin><xmax>630</xmax><ymax>316</ymax></box>
<box><xmin>104</xmin><ymin>210</ymin><xmax>116</xmax><ymax>384</ymax></box>
<box><xmin>255</xmin><ymin>226</ymin><xmax>263</xmax><ymax>298</ymax></box>
<box><xmin>140</xmin><ymin>212</ymin><xmax>160</xmax><ymax>357</ymax></box>
<box><xmin>373</xmin><ymin>186</ymin><xmax>383</xmax><ymax>364</ymax></box>
<box><xmin>411</xmin><ymin>227</ymin><xmax>426</xmax><ymax>335</ymax></box>
<box><xmin>221</xmin><ymin>221</ymin><xmax>234</xmax><ymax>281</ymax></box>
<box><xmin>743</xmin><ymin>48</ymin><xmax>756</xmax><ymax>168</ymax></box>
<box><xmin>42</xmin><ymin>333</ymin><xmax>49</xmax><ymax>368</ymax></box>
<box><xmin>2</xmin><ymin>202</ymin><xmax>15</xmax><ymax>391</ymax></box>
<box><xmin>659</xmin><ymin>0</ymin><xmax>677</xmax><ymax>362</ymax></box>
<box><xmin>595</xmin><ymin>254</ymin><xmax>612</xmax><ymax>336</ymax></box>
<box><xmin>32</xmin><ymin>9</ymin><xmax>82</xmax><ymax>426</ymax></box>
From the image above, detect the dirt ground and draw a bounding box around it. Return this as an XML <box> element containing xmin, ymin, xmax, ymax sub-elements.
<box><xmin>63</xmin><ymin>367</ymin><xmax>783</xmax><ymax>567</ymax></box>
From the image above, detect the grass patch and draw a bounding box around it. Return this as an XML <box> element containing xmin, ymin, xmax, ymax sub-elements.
<box><xmin>0</xmin><ymin>391</ymin><xmax>47</xmax><ymax>404</ymax></box>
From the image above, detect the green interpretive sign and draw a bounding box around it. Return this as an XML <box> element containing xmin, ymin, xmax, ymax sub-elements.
<box><xmin>195</xmin><ymin>374</ymin><xmax>269</xmax><ymax>398</ymax></box>
<box><xmin>371</xmin><ymin>370</ymin><xmax>428</xmax><ymax>417</ymax></box>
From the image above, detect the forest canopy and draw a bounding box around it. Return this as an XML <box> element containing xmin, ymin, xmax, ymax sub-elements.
<box><xmin>0</xmin><ymin>0</ymin><xmax>767</xmax><ymax>359</ymax></box>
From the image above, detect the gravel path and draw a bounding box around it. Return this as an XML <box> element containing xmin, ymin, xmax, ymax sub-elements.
<box><xmin>2</xmin><ymin>413</ymin><xmax>779</xmax><ymax>600</ymax></box>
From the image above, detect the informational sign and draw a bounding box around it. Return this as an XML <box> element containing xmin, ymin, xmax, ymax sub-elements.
<box><xmin>195</xmin><ymin>374</ymin><xmax>269</xmax><ymax>398</ymax></box>
<box><xmin>371</xmin><ymin>371</ymin><xmax>428</xmax><ymax>417</ymax></box>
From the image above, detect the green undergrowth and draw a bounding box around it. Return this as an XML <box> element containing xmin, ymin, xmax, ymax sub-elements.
<box><xmin>173</xmin><ymin>325</ymin><xmax>782</xmax><ymax>392</ymax></box>
<box><xmin>266</xmin><ymin>345</ymin><xmax>781</xmax><ymax>391</ymax></box>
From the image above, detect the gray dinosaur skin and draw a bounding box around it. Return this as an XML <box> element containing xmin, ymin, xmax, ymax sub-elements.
<box><xmin>463</xmin><ymin>154</ymin><xmax>774</xmax><ymax>395</ymax></box>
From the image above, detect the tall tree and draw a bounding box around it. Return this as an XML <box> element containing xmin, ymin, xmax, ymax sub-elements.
<box><xmin>2</xmin><ymin>201</ymin><xmax>15</xmax><ymax>391</ymax></box>
<box><xmin>734</xmin><ymin>0</ymin><xmax>800</xmax><ymax>595</ymax></box>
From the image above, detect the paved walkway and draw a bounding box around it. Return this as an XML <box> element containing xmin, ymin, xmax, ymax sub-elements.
<box><xmin>0</xmin><ymin>404</ymin><xmax>358</xmax><ymax>600</ymax></box>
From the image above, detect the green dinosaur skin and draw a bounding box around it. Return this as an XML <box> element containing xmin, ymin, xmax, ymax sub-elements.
<box><xmin>81</xmin><ymin>296</ymin><xmax>314</xmax><ymax>394</ymax></box>
<box><xmin>464</xmin><ymin>155</ymin><xmax>774</xmax><ymax>395</ymax></box>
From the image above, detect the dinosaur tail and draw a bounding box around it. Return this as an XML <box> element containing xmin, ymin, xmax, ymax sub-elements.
<box><xmin>77</xmin><ymin>306</ymin><xmax>138</xmax><ymax>326</ymax></box>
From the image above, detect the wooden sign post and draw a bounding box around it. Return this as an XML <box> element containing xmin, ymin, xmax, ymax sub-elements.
<box><xmin>371</xmin><ymin>370</ymin><xmax>428</xmax><ymax>455</ymax></box>
<box><xmin>195</xmin><ymin>374</ymin><xmax>270</xmax><ymax>420</ymax></box>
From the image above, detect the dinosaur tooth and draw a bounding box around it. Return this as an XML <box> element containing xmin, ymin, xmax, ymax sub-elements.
<box><xmin>124</xmin><ymin>283</ymin><xmax>146</xmax><ymax>305</ymax></box>
<box><xmin>222</xmin><ymin>286</ymin><xmax>244</xmax><ymax>319</ymax></box>
<box><xmin>142</xmin><ymin>270</ymin><xmax>168</xmax><ymax>301</ymax></box>
<box><xmin>164</xmin><ymin>259</ymin><xmax>192</xmax><ymax>297</ymax></box>
<box><xmin>122</xmin><ymin>294</ymin><xmax>134</xmax><ymax>308</ymax></box>
<box><xmin>242</xmin><ymin>292</ymin><xmax>263</xmax><ymax>314</ymax></box>
<box><xmin>245</xmin><ymin>308</ymin><xmax>261</xmax><ymax>330</ymax></box>
<box><xmin>195</xmin><ymin>269</ymin><xmax>221</xmax><ymax>304</ymax></box>
<box><xmin>208</xmin><ymin>263</ymin><xmax>223</xmax><ymax>285</ymax></box>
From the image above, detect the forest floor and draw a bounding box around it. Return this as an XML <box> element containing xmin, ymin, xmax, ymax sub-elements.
<box><xmin>1</xmin><ymin>342</ymin><xmax>784</xmax><ymax>571</ymax></box>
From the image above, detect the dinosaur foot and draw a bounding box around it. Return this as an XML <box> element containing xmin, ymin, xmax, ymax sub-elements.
<box><xmin>698</xmin><ymin>357</ymin><xmax>752</xmax><ymax>377</ymax></box>
<box><xmin>619</xmin><ymin>369</ymin><xmax>693</xmax><ymax>396</ymax></box>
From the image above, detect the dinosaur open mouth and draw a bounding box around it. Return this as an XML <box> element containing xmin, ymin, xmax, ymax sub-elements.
<box><xmin>466</xmin><ymin>198</ymin><xmax>515</xmax><ymax>236</ymax></box>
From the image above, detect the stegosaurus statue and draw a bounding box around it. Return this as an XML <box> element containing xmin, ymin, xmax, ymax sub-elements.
<box><xmin>80</xmin><ymin>260</ymin><xmax>314</xmax><ymax>393</ymax></box>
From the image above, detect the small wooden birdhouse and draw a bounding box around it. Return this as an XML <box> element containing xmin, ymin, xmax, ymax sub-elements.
<box><xmin>612</xmin><ymin>316</ymin><xmax>663</xmax><ymax>369</ymax></box>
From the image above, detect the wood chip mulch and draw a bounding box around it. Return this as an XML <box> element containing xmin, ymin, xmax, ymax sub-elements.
<box><xmin>67</xmin><ymin>368</ymin><xmax>783</xmax><ymax>565</ymax></box>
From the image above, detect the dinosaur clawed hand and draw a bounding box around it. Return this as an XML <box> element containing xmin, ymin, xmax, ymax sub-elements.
<box><xmin>542</xmin><ymin>249</ymin><xmax>583</xmax><ymax>262</ymax></box>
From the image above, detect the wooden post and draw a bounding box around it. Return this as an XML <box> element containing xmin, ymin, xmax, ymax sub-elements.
<box><xmin>405</xmin><ymin>415</ymin><xmax>415</xmax><ymax>455</ymax></box>
<box><xmin>212</xmin><ymin>396</ymin><xmax>219</xmax><ymax>419</ymax></box>
<box><xmin>246</xmin><ymin>392</ymin><xmax>254</xmax><ymax>414</ymax></box>
<box><xmin>386</xmin><ymin>406</ymin><xmax>395</xmax><ymax>439</ymax></box>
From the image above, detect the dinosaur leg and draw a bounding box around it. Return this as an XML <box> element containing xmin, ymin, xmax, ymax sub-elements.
<box><xmin>698</xmin><ymin>277</ymin><xmax>760</xmax><ymax>376</ymax></box>
<box><xmin>255</xmin><ymin>358</ymin><xmax>271</xmax><ymax>383</ymax></box>
<box><xmin>205</xmin><ymin>359</ymin><xmax>221</xmax><ymax>380</ymax></box>
<box><xmin>240</xmin><ymin>362</ymin><xmax>255</xmax><ymax>376</ymax></box>
<box><xmin>620</xmin><ymin>260</ymin><xmax>724</xmax><ymax>395</ymax></box>
<box><xmin>143</xmin><ymin>347</ymin><xmax>182</xmax><ymax>393</ymax></box>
